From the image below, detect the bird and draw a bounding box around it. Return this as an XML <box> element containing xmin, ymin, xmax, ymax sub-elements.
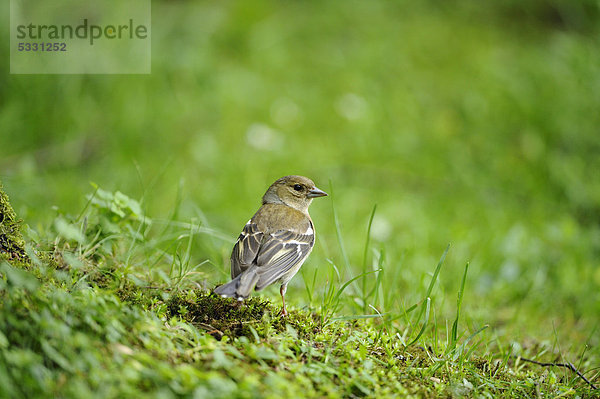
<box><xmin>214</xmin><ymin>175</ymin><xmax>327</xmax><ymax>316</ymax></box>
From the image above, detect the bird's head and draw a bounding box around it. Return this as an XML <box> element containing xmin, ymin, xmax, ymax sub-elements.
<box><xmin>262</xmin><ymin>175</ymin><xmax>328</xmax><ymax>213</ymax></box>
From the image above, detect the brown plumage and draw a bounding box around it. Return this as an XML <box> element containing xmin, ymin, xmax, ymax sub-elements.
<box><xmin>214</xmin><ymin>175</ymin><xmax>327</xmax><ymax>316</ymax></box>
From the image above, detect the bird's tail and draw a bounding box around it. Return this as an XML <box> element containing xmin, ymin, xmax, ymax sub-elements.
<box><xmin>214</xmin><ymin>266</ymin><xmax>260</xmax><ymax>300</ymax></box>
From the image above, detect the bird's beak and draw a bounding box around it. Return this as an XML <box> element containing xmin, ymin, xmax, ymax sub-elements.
<box><xmin>307</xmin><ymin>187</ymin><xmax>328</xmax><ymax>198</ymax></box>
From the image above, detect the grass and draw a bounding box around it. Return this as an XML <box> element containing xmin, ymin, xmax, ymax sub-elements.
<box><xmin>1</xmin><ymin>183</ymin><xmax>598</xmax><ymax>397</ymax></box>
<box><xmin>1</xmin><ymin>0</ymin><xmax>600</xmax><ymax>396</ymax></box>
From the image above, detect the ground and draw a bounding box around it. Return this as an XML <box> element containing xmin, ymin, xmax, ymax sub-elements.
<box><xmin>0</xmin><ymin>184</ymin><xmax>597</xmax><ymax>397</ymax></box>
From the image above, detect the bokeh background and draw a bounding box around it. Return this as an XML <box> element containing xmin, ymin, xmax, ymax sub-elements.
<box><xmin>2</xmin><ymin>0</ymin><xmax>599</xmax><ymax>358</ymax></box>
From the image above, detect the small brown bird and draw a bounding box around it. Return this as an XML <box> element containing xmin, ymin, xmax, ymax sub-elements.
<box><xmin>214</xmin><ymin>175</ymin><xmax>327</xmax><ymax>316</ymax></box>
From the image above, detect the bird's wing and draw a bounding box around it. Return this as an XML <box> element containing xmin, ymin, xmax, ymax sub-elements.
<box><xmin>254</xmin><ymin>228</ymin><xmax>314</xmax><ymax>290</ymax></box>
<box><xmin>230</xmin><ymin>221</ymin><xmax>263</xmax><ymax>278</ymax></box>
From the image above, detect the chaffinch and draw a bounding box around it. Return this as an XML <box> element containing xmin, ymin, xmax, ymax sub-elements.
<box><xmin>214</xmin><ymin>175</ymin><xmax>327</xmax><ymax>316</ymax></box>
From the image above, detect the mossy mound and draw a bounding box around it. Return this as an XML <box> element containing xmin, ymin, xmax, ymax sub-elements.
<box><xmin>166</xmin><ymin>290</ymin><xmax>320</xmax><ymax>340</ymax></box>
<box><xmin>0</xmin><ymin>182</ymin><xmax>28</xmax><ymax>263</ymax></box>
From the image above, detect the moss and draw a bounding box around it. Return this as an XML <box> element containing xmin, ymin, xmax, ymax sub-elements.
<box><xmin>166</xmin><ymin>291</ymin><xmax>273</xmax><ymax>339</ymax></box>
<box><xmin>0</xmin><ymin>181</ymin><xmax>28</xmax><ymax>264</ymax></box>
<box><xmin>166</xmin><ymin>290</ymin><xmax>320</xmax><ymax>340</ymax></box>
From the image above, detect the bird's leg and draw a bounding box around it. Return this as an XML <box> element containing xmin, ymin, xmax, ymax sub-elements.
<box><xmin>280</xmin><ymin>284</ymin><xmax>288</xmax><ymax>317</ymax></box>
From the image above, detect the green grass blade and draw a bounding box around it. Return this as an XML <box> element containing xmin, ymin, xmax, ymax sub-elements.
<box><xmin>407</xmin><ymin>297</ymin><xmax>431</xmax><ymax>346</ymax></box>
<box><xmin>361</xmin><ymin>204</ymin><xmax>377</xmax><ymax>311</ymax></box>
<box><xmin>413</xmin><ymin>244</ymin><xmax>450</xmax><ymax>329</ymax></box>
<box><xmin>447</xmin><ymin>262</ymin><xmax>469</xmax><ymax>354</ymax></box>
<box><xmin>328</xmin><ymin>180</ymin><xmax>354</xmax><ymax>290</ymax></box>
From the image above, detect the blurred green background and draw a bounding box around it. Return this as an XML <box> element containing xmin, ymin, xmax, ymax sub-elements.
<box><xmin>2</xmin><ymin>0</ymin><xmax>599</xmax><ymax>357</ymax></box>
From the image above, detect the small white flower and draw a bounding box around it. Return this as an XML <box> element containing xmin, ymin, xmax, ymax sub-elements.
<box><xmin>335</xmin><ymin>93</ymin><xmax>368</xmax><ymax>121</ymax></box>
<box><xmin>271</xmin><ymin>98</ymin><xmax>302</xmax><ymax>128</ymax></box>
<box><xmin>245</xmin><ymin>123</ymin><xmax>283</xmax><ymax>151</ymax></box>
<box><xmin>371</xmin><ymin>215</ymin><xmax>392</xmax><ymax>242</ymax></box>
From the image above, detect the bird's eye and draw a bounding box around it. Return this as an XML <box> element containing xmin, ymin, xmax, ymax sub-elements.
<box><xmin>293</xmin><ymin>184</ymin><xmax>303</xmax><ymax>191</ymax></box>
